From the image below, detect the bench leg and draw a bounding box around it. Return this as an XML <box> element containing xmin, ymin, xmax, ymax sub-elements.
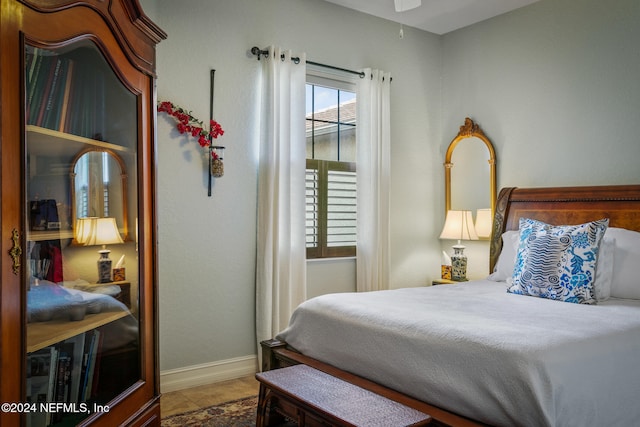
<box><xmin>297</xmin><ymin>408</ymin><xmax>306</xmax><ymax>426</ymax></box>
<box><xmin>256</xmin><ymin>383</ymin><xmax>286</xmax><ymax>427</ymax></box>
<box><xmin>256</xmin><ymin>384</ymin><xmax>268</xmax><ymax>427</ymax></box>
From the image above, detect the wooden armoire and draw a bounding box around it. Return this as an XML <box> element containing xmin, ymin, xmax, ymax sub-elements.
<box><xmin>0</xmin><ymin>0</ymin><xmax>166</xmax><ymax>425</ymax></box>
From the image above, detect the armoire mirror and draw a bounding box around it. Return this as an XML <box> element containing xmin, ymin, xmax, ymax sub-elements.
<box><xmin>444</xmin><ymin>117</ymin><xmax>496</xmax><ymax>228</ymax></box>
<box><xmin>70</xmin><ymin>147</ymin><xmax>129</xmax><ymax>242</ymax></box>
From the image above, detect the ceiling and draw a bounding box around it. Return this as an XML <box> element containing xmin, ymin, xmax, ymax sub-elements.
<box><xmin>320</xmin><ymin>0</ymin><xmax>540</xmax><ymax>35</ymax></box>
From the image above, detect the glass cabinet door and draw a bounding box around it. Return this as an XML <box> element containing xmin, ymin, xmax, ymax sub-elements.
<box><xmin>24</xmin><ymin>40</ymin><xmax>140</xmax><ymax>426</ymax></box>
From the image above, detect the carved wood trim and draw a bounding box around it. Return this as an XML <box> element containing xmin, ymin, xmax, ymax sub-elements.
<box><xmin>18</xmin><ymin>0</ymin><xmax>166</xmax><ymax>75</ymax></box>
<box><xmin>489</xmin><ymin>186</ymin><xmax>516</xmax><ymax>272</ymax></box>
<box><xmin>9</xmin><ymin>229</ymin><xmax>22</xmax><ymax>275</ymax></box>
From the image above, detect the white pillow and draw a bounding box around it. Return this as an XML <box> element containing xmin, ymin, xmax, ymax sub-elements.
<box><xmin>607</xmin><ymin>227</ymin><xmax>640</xmax><ymax>299</ymax></box>
<box><xmin>487</xmin><ymin>230</ymin><xmax>519</xmax><ymax>282</ymax></box>
<box><xmin>594</xmin><ymin>234</ymin><xmax>615</xmax><ymax>301</ymax></box>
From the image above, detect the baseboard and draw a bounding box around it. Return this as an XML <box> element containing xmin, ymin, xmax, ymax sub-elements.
<box><xmin>160</xmin><ymin>354</ymin><xmax>258</xmax><ymax>393</ymax></box>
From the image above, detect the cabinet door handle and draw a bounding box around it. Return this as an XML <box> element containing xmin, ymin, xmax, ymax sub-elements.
<box><xmin>9</xmin><ymin>228</ymin><xmax>22</xmax><ymax>275</ymax></box>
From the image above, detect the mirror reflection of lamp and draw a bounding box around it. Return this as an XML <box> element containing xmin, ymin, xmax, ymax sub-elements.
<box><xmin>394</xmin><ymin>0</ymin><xmax>421</xmax><ymax>12</ymax></box>
<box><xmin>82</xmin><ymin>217</ymin><xmax>124</xmax><ymax>283</ymax></box>
<box><xmin>74</xmin><ymin>217</ymin><xmax>98</xmax><ymax>245</ymax></box>
<box><xmin>474</xmin><ymin>208</ymin><xmax>493</xmax><ymax>240</ymax></box>
<box><xmin>439</xmin><ymin>210</ymin><xmax>478</xmax><ymax>281</ymax></box>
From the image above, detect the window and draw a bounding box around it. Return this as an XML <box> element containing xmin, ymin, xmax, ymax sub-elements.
<box><xmin>305</xmin><ymin>77</ymin><xmax>356</xmax><ymax>259</ymax></box>
<box><xmin>75</xmin><ymin>151</ymin><xmax>112</xmax><ymax>218</ymax></box>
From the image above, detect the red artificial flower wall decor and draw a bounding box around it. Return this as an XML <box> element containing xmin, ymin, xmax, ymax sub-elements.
<box><xmin>157</xmin><ymin>101</ymin><xmax>224</xmax><ymax>158</ymax></box>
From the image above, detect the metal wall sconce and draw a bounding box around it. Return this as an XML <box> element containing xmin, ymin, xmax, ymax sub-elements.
<box><xmin>210</xmin><ymin>145</ymin><xmax>225</xmax><ymax>177</ymax></box>
<box><xmin>208</xmin><ymin>144</ymin><xmax>225</xmax><ymax>196</ymax></box>
<box><xmin>207</xmin><ymin>69</ymin><xmax>225</xmax><ymax>197</ymax></box>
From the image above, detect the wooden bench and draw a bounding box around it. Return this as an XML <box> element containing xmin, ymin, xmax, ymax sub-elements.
<box><xmin>256</xmin><ymin>364</ymin><xmax>432</xmax><ymax>427</ymax></box>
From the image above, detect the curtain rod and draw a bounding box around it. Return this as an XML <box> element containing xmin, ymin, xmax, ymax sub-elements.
<box><xmin>250</xmin><ymin>46</ymin><xmax>366</xmax><ymax>79</ymax></box>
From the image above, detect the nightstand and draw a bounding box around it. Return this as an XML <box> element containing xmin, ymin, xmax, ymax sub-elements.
<box><xmin>82</xmin><ymin>281</ymin><xmax>131</xmax><ymax>308</ymax></box>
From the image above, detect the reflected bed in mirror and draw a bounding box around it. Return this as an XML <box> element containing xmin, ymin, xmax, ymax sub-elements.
<box><xmin>444</xmin><ymin>118</ymin><xmax>496</xmax><ymax>231</ymax></box>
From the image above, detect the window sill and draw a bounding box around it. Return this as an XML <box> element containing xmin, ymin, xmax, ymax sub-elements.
<box><xmin>307</xmin><ymin>256</ymin><xmax>356</xmax><ymax>263</ymax></box>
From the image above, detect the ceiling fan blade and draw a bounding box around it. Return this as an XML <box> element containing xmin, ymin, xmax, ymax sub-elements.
<box><xmin>394</xmin><ymin>0</ymin><xmax>421</xmax><ymax>12</ymax></box>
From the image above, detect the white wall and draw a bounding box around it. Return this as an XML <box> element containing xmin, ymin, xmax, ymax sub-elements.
<box><xmin>146</xmin><ymin>0</ymin><xmax>442</xmax><ymax>372</ymax></box>
<box><xmin>441</xmin><ymin>0</ymin><xmax>640</xmax><ymax>278</ymax></box>
<box><xmin>438</xmin><ymin>0</ymin><xmax>640</xmax><ymax>281</ymax></box>
<box><xmin>442</xmin><ymin>0</ymin><xmax>640</xmax><ymax>190</ymax></box>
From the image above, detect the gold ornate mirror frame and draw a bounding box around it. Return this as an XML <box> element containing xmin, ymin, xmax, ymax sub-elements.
<box><xmin>444</xmin><ymin>117</ymin><xmax>497</xmax><ymax>214</ymax></box>
<box><xmin>69</xmin><ymin>147</ymin><xmax>129</xmax><ymax>244</ymax></box>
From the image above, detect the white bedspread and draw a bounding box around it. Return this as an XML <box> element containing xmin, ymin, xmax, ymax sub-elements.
<box><xmin>277</xmin><ymin>280</ymin><xmax>640</xmax><ymax>427</ymax></box>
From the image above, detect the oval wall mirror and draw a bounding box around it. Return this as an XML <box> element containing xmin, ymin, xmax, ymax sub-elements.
<box><xmin>70</xmin><ymin>147</ymin><xmax>129</xmax><ymax>243</ymax></box>
<box><xmin>444</xmin><ymin>118</ymin><xmax>496</xmax><ymax>234</ymax></box>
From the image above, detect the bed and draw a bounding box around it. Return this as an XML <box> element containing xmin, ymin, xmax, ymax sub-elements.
<box><xmin>262</xmin><ymin>185</ymin><xmax>640</xmax><ymax>427</ymax></box>
<box><xmin>27</xmin><ymin>278</ymin><xmax>138</xmax><ymax>353</ymax></box>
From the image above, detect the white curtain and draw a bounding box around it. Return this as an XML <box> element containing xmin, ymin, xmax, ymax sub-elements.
<box><xmin>356</xmin><ymin>68</ymin><xmax>392</xmax><ymax>292</ymax></box>
<box><xmin>255</xmin><ymin>47</ymin><xmax>307</xmax><ymax>362</ymax></box>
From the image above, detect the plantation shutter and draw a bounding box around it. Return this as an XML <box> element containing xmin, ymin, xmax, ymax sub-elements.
<box><xmin>306</xmin><ymin>159</ymin><xmax>356</xmax><ymax>258</ymax></box>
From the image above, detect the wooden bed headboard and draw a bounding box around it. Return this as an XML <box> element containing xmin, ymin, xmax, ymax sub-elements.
<box><xmin>489</xmin><ymin>185</ymin><xmax>640</xmax><ymax>272</ymax></box>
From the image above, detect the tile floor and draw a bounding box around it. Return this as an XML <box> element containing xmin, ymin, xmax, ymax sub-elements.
<box><xmin>160</xmin><ymin>374</ymin><xmax>260</xmax><ymax>418</ymax></box>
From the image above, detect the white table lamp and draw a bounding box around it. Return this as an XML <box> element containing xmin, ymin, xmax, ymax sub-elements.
<box><xmin>439</xmin><ymin>210</ymin><xmax>478</xmax><ymax>281</ymax></box>
<box><xmin>394</xmin><ymin>0</ymin><xmax>421</xmax><ymax>12</ymax></box>
<box><xmin>74</xmin><ymin>217</ymin><xmax>98</xmax><ymax>245</ymax></box>
<box><xmin>474</xmin><ymin>208</ymin><xmax>493</xmax><ymax>240</ymax></box>
<box><xmin>84</xmin><ymin>217</ymin><xmax>124</xmax><ymax>283</ymax></box>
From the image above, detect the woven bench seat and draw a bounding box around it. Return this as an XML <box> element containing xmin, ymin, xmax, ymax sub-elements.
<box><xmin>256</xmin><ymin>364</ymin><xmax>431</xmax><ymax>427</ymax></box>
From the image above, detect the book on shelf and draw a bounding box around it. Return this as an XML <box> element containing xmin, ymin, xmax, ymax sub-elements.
<box><xmin>26</xmin><ymin>48</ymin><xmax>43</xmax><ymax>122</ymax></box>
<box><xmin>57</xmin><ymin>60</ymin><xmax>75</xmax><ymax>133</ymax></box>
<box><xmin>28</xmin><ymin>53</ymin><xmax>52</xmax><ymax>126</ymax></box>
<box><xmin>51</xmin><ymin>345</ymin><xmax>72</xmax><ymax>423</ymax></box>
<box><xmin>45</xmin><ymin>59</ymin><xmax>69</xmax><ymax>131</ymax></box>
<box><xmin>26</xmin><ymin>346</ymin><xmax>58</xmax><ymax>426</ymax></box>
<box><xmin>40</xmin><ymin>57</ymin><xmax>65</xmax><ymax>130</ymax></box>
<box><xmin>26</xmin><ymin>47</ymin><xmax>105</xmax><ymax>139</ymax></box>
<box><xmin>66</xmin><ymin>333</ymin><xmax>86</xmax><ymax>404</ymax></box>
<box><xmin>82</xmin><ymin>329</ymin><xmax>102</xmax><ymax>401</ymax></box>
<box><xmin>26</xmin><ymin>329</ymin><xmax>104</xmax><ymax>426</ymax></box>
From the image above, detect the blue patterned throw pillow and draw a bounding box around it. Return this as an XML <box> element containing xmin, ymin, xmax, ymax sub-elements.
<box><xmin>508</xmin><ymin>217</ymin><xmax>609</xmax><ymax>304</ymax></box>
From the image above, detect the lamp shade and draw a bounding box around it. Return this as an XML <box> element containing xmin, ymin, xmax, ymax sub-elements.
<box><xmin>395</xmin><ymin>0</ymin><xmax>421</xmax><ymax>12</ymax></box>
<box><xmin>439</xmin><ymin>210</ymin><xmax>479</xmax><ymax>241</ymax></box>
<box><xmin>83</xmin><ymin>217</ymin><xmax>124</xmax><ymax>246</ymax></box>
<box><xmin>475</xmin><ymin>208</ymin><xmax>493</xmax><ymax>240</ymax></box>
<box><xmin>74</xmin><ymin>217</ymin><xmax>98</xmax><ymax>244</ymax></box>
